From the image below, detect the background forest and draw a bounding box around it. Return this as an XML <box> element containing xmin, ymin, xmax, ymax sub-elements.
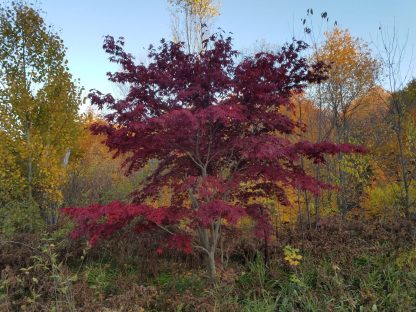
<box><xmin>0</xmin><ymin>0</ymin><xmax>415</xmax><ymax>311</ymax></box>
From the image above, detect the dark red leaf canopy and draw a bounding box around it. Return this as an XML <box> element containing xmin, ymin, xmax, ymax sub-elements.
<box><xmin>63</xmin><ymin>33</ymin><xmax>363</xmax><ymax>248</ymax></box>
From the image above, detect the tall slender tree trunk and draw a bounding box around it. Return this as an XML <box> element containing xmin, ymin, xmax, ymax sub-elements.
<box><xmin>297</xmin><ymin>97</ymin><xmax>311</xmax><ymax>228</ymax></box>
<box><xmin>26</xmin><ymin>119</ymin><xmax>33</xmax><ymax>204</ymax></box>
<box><xmin>314</xmin><ymin>86</ymin><xmax>323</xmax><ymax>227</ymax></box>
<box><xmin>393</xmin><ymin>100</ymin><xmax>411</xmax><ymax>218</ymax></box>
<box><xmin>297</xmin><ymin>187</ymin><xmax>303</xmax><ymax>229</ymax></box>
<box><xmin>23</xmin><ymin>27</ymin><xmax>35</xmax><ymax>230</ymax></box>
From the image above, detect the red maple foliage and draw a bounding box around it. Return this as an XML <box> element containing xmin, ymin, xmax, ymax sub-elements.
<box><xmin>63</xmin><ymin>33</ymin><xmax>363</xmax><ymax>280</ymax></box>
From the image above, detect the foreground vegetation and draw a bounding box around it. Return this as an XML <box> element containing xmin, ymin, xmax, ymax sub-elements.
<box><xmin>1</xmin><ymin>219</ymin><xmax>415</xmax><ymax>311</ymax></box>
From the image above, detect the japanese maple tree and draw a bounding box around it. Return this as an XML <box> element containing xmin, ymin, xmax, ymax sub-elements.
<box><xmin>63</xmin><ymin>33</ymin><xmax>363</xmax><ymax>281</ymax></box>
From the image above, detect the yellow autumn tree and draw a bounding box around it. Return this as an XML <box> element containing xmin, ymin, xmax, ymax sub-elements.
<box><xmin>314</xmin><ymin>27</ymin><xmax>380</xmax><ymax>215</ymax></box>
<box><xmin>0</xmin><ymin>3</ymin><xmax>82</xmax><ymax>231</ymax></box>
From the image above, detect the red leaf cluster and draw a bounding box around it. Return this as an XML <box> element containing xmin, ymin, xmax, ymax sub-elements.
<box><xmin>63</xmin><ymin>33</ymin><xmax>362</xmax><ymax>250</ymax></box>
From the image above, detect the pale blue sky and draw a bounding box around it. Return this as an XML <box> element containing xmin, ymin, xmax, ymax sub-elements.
<box><xmin>40</xmin><ymin>0</ymin><xmax>416</xmax><ymax>97</ymax></box>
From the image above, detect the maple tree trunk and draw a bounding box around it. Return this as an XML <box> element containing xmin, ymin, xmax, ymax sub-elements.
<box><xmin>198</xmin><ymin>225</ymin><xmax>218</xmax><ymax>283</ymax></box>
<box><xmin>205</xmin><ymin>251</ymin><xmax>216</xmax><ymax>283</ymax></box>
<box><xmin>200</xmin><ymin>231</ymin><xmax>217</xmax><ymax>283</ymax></box>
